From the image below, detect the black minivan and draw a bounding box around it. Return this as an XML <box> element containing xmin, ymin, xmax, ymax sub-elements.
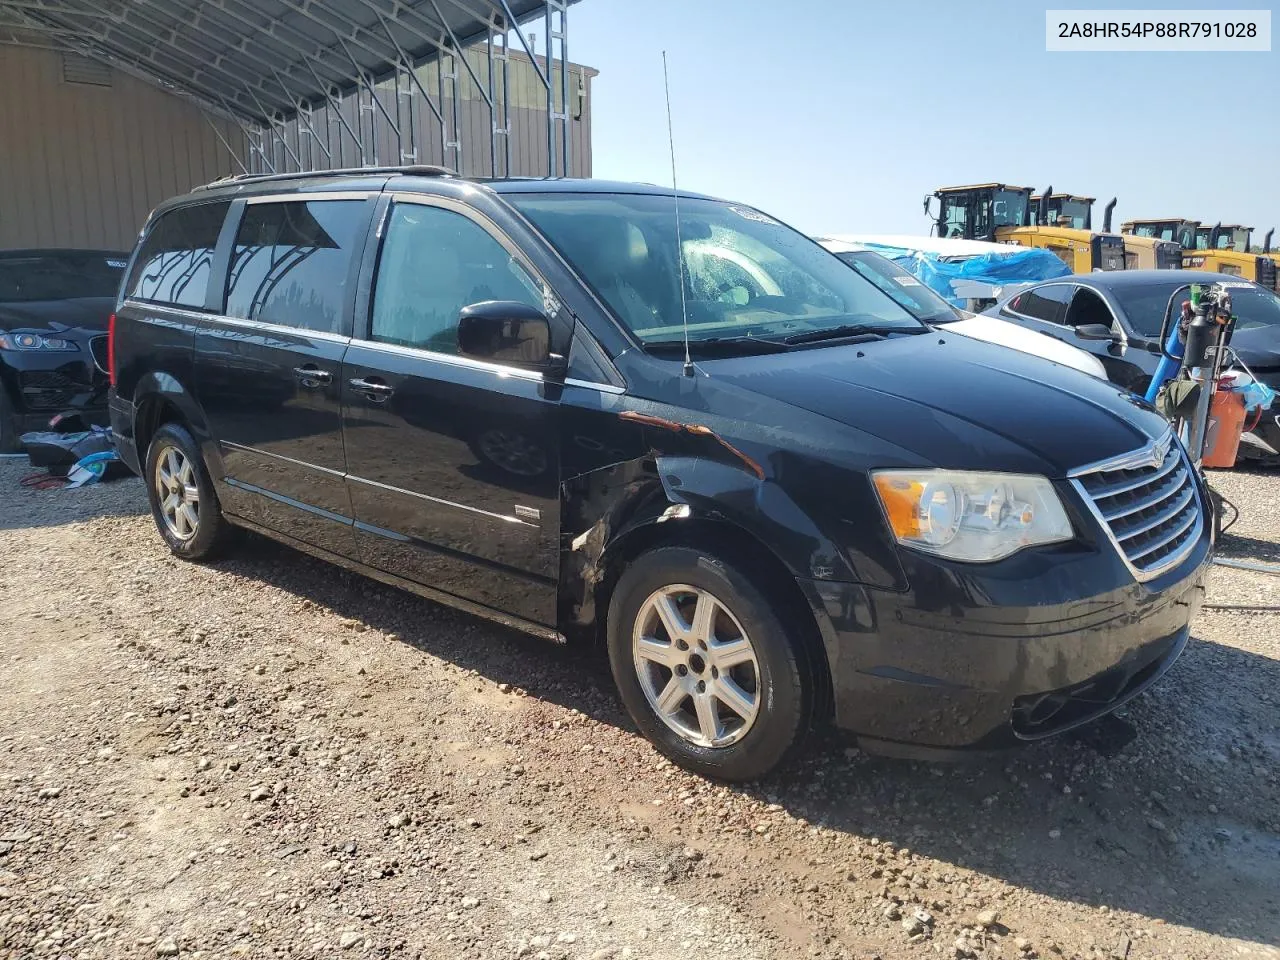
<box><xmin>109</xmin><ymin>167</ymin><xmax>1213</xmax><ymax>781</ymax></box>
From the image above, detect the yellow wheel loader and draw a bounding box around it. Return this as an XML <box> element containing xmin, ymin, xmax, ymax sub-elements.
<box><xmin>1026</xmin><ymin>192</ymin><xmax>1182</xmax><ymax>270</ymax></box>
<box><xmin>929</xmin><ymin>183</ymin><xmax>1126</xmax><ymax>273</ymax></box>
<box><xmin>1124</xmin><ymin>219</ymin><xmax>1277</xmax><ymax>289</ymax></box>
<box><xmin>1187</xmin><ymin>224</ymin><xmax>1277</xmax><ymax>290</ymax></box>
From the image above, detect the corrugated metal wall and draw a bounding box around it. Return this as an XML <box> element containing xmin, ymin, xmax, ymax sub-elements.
<box><xmin>0</xmin><ymin>43</ymin><xmax>596</xmax><ymax>253</ymax></box>
<box><xmin>0</xmin><ymin>44</ymin><xmax>246</xmax><ymax>252</ymax></box>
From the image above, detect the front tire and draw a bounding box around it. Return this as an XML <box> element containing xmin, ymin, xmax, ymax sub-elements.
<box><xmin>607</xmin><ymin>545</ymin><xmax>811</xmax><ymax>781</ymax></box>
<box><xmin>145</xmin><ymin>422</ymin><xmax>231</xmax><ymax>560</ymax></box>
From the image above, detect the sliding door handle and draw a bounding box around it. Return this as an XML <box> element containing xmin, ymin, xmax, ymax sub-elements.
<box><xmin>348</xmin><ymin>377</ymin><xmax>395</xmax><ymax>402</ymax></box>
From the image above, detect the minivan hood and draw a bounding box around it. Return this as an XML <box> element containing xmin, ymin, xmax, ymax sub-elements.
<box><xmin>0</xmin><ymin>297</ymin><xmax>114</xmax><ymax>335</ymax></box>
<box><xmin>702</xmin><ymin>332</ymin><xmax>1167</xmax><ymax>478</ymax></box>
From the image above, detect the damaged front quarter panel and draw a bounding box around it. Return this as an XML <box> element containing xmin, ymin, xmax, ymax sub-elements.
<box><xmin>556</xmin><ymin>396</ymin><xmax>905</xmax><ymax>641</ymax></box>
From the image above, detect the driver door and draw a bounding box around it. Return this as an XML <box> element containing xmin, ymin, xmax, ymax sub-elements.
<box><xmin>340</xmin><ymin>197</ymin><xmax>562</xmax><ymax>627</ymax></box>
<box><xmin>1062</xmin><ymin>287</ymin><xmax>1160</xmax><ymax>392</ymax></box>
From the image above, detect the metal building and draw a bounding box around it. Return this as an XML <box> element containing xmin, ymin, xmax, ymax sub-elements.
<box><xmin>0</xmin><ymin>0</ymin><xmax>593</xmax><ymax>251</ymax></box>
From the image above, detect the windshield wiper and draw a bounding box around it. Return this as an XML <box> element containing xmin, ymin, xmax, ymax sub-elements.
<box><xmin>782</xmin><ymin>323</ymin><xmax>924</xmax><ymax>345</ymax></box>
<box><xmin>645</xmin><ymin>336</ymin><xmax>791</xmax><ymax>357</ymax></box>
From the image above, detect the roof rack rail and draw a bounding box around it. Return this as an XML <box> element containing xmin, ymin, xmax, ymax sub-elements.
<box><xmin>195</xmin><ymin>165</ymin><xmax>457</xmax><ymax>191</ymax></box>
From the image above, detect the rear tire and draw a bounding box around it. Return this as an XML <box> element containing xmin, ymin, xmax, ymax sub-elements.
<box><xmin>145</xmin><ymin>422</ymin><xmax>231</xmax><ymax>560</ymax></box>
<box><xmin>607</xmin><ymin>545</ymin><xmax>811</xmax><ymax>781</ymax></box>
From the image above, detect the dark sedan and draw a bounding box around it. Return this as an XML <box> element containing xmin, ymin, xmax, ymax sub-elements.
<box><xmin>983</xmin><ymin>270</ymin><xmax>1280</xmax><ymax>463</ymax></box>
<box><xmin>0</xmin><ymin>249</ymin><xmax>127</xmax><ymax>450</ymax></box>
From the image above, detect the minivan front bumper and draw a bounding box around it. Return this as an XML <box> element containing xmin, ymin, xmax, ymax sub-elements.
<box><xmin>799</xmin><ymin>520</ymin><xmax>1212</xmax><ymax>756</ymax></box>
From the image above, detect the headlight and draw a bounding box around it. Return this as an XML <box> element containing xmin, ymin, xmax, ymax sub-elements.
<box><xmin>872</xmin><ymin>469</ymin><xmax>1073</xmax><ymax>562</ymax></box>
<box><xmin>0</xmin><ymin>333</ymin><xmax>78</xmax><ymax>351</ymax></box>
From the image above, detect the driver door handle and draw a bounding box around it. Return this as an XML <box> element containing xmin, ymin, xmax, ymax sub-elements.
<box><xmin>349</xmin><ymin>377</ymin><xmax>395</xmax><ymax>402</ymax></box>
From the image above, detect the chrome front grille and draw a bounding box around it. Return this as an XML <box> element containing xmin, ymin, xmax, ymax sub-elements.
<box><xmin>1071</xmin><ymin>432</ymin><xmax>1203</xmax><ymax>580</ymax></box>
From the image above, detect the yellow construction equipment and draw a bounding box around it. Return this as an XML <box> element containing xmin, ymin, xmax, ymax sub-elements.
<box><xmin>1123</xmin><ymin>219</ymin><xmax>1277</xmax><ymax>288</ymax></box>
<box><xmin>1031</xmin><ymin>195</ymin><xmax>1182</xmax><ymax>269</ymax></box>
<box><xmin>929</xmin><ymin>183</ymin><xmax>1126</xmax><ymax>274</ymax></box>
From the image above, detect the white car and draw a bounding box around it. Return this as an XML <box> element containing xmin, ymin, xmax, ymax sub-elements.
<box><xmin>817</xmin><ymin>238</ymin><xmax>1107</xmax><ymax>379</ymax></box>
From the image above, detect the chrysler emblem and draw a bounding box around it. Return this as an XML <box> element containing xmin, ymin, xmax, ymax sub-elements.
<box><xmin>1151</xmin><ymin>434</ymin><xmax>1171</xmax><ymax>469</ymax></box>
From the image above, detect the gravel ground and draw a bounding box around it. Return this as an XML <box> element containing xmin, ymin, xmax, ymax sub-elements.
<box><xmin>0</xmin><ymin>459</ymin><xmax>1277</xmax><ymax>960</ymax></box>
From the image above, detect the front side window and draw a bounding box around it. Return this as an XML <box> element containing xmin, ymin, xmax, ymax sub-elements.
<box><xmin>940</xmin><ymin>194</ymin><xmax>969</xmax><ymax>238</ymax></box>
<box><xmin>370</xmin><ymin>203</ymin><xmax>542</xmax><ymax>354</ymax></box>
<box><xmin>510</xmin><ymin>193</ymin><xmax>923</xmax><ymax>350</ymax></box>
<box><xmin>1009</xmin><ymin>283</ymin><xmax>1074</xmax><ymax>325</ymax></box>
<box><xmin>225</xmin><ymin>200</ymin><xmax>366</xmax><ymax>334</ymax></box>
<box><xmin>127</xmin><ymin>202</ymin><xmax>229</xmax><ymax>308</ymax></box>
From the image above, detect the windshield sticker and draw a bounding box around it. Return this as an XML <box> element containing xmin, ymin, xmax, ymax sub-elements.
<box><xmin>728</xmin><ymin>206</ymin><xmax>779</xmax><ymax>225</ymax></box>
<box><xmin>892</xmin><ymin>276</ymin><xmax>922</xmax><ymax>287</ymax></box>
<box><xmin>105</xmin><ymin>260</ymin><xmax>127</xmax><ymax>269</ymax></box>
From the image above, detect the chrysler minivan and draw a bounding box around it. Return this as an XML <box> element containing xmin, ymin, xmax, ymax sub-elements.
<box><xmin>109</xmin><ymin>168</ymin><xmax>1213</xmax><ymax>781</ymax></box>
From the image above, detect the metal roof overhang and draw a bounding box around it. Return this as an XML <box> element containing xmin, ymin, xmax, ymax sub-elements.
<box><xmin>0</xmin><ymin>0</ymin><xmax>570</xmax><ymax>124</ymax></box>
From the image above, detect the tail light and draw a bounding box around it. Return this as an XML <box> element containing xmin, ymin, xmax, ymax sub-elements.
<box><xmin>107</xmin><ymin>313</ymin><xmax>117</xmax><ymax>387</ymax></box>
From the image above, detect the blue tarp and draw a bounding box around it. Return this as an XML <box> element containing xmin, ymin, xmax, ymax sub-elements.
<box><xmin>855</xmin><ymin>241</ymin><xmax>1073</xmax><ymax>308</ymax></box>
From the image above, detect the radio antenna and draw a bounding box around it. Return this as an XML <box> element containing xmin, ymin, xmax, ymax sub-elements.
<box><xmin>662</xmin><ymin>51</ymin><xmax>694</xmax><ymax>378</ymax></box>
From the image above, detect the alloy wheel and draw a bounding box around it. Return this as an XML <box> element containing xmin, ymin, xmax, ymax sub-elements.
<box><xmin>631</xmin><ymin>584</ymin><xmax>761</xmax><ymax>748</ymax></box>
<box><xmin>154</xmin><ymin>445</ymin><xmax>200</xmax><ymax>541</ymax></box>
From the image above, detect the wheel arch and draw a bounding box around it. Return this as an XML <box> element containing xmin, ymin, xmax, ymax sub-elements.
<box><xmin>559</xmin><ymin>454</ymin><xmax>835</xmax><ymax>721</ymax></box>
<box><xmin>132</xmin><ymin>371</ymin><xmax>224</xmax><ymax>477</ymax></box>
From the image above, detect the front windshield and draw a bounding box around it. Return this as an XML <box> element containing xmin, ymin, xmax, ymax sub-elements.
<box><xmin>1196</xmin><ymin>228</ymin><xmax>1251</xmax><ymax>251</ymax></box>
<box><xmin>1133</xmin><ymin>222</ymin><xmax>1178</xmax><ymax>241</ymax></box>
<box><xmin>836</xmin><ymin>252</ymin><xmax>958</xmax><ymax>323</ymax></box>
<box><xmin>1052</xmin><ymin>199</ymin><xmax>1091</xmax><ymax>230</ymax></box>
<box><xmin>992</xmin><ymin>189</ymin><xmax>1028</xmax><ymax>228</ymax></box>
<box><xmin>1111</xmin><ymin>281</ymin><xmax>1280</xmax><ymax>337</ymax></box>
<box><xmin>0</xmin><ymin>253</ymin><xmax>126</xmax><ymax>303</ymax></box>
<box><xmin>511</xmin><ymin>193</ymin><xmax>925</xmax><ymax>348</ymax></box>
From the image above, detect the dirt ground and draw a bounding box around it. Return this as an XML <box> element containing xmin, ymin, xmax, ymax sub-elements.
<box><xmin>1</xmin><ymin>459</ymin><xmax>1277</xmax><ymax>960</ymax></box>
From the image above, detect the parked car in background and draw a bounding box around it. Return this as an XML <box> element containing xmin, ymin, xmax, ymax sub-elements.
<box><xmin>110</xmin><ymin>170</ymin><xmax>1212</xmax><ymax>781</ymax></box>
<box><xmin>820</xmin><ymin>241</ymin><xmax>1107</xmax><ymax>379</ymax></box>
<box><xmin>983</xmin><ymin>271</ymin><xmax>1280</xmax><ymax>464</ymax></box>
<box><xmin>0</xmin><ymin>249</ymin><xmax>127</xmax><ymax>450</ymax></box>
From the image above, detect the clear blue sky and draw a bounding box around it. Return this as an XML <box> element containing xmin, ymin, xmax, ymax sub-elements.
<box><xmin>567</xmin><ymin>0</ymin><xmax>1279</xmax><ymax>241</ymax></box>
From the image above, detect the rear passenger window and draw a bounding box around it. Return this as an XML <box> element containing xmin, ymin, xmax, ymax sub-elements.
<box><xmin>370</xmin><ymin>203</ymin><xmax>542</xmax><ymax>354</ymax></box>
<box><xmin>1010</xmin><ymin>283</ymin><xmax>1073</xmax><ymax>325</ymax></box>
<box><xmin>225</xmin><ymin>200</ymin><xmax>366</xmax><ymax>335</ymax></box>
<box><xmin>126</xmin><ymin>201</ymin><xmax>229</xmax><ymax>308</ymax></box>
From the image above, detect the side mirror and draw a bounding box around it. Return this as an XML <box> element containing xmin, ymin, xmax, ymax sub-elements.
<box><xmin>457</xmin><ymin>301</ymin><xmax>561</xmax><ymax>372</ymax></box>
<box><xmin>1073</xmin><ymin>323</ymin><xmax>1116</xmax><ymax>341</ymax></box>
